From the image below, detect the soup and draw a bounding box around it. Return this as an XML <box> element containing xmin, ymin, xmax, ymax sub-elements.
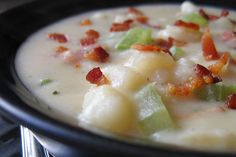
<box><xmin>15</xmin><ymin>1</ymin><xmax>236</xmax><ymax>152</ymax></box>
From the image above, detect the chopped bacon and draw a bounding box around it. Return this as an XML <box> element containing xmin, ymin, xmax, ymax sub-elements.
<box><xmin>86</xmin><ymin>67</ymin><xmax>109</xmax><ymax>86</ymax></box>
<box><xmin>201</xmin><ymin>28</ymin><xmax>219</xmax><ymax>60</ymax></box>
<box><xmin>131</xmin><ymin>44</ymin><xmax>161</xmax><ymax>52</ymax></box>
<box><xmin>194</xmin><ymin>64</ymin><xmax>211</xmax><ymax>77</ymax></box>
<box><xmin>85</xmin><ymin>29</ymin><xmax>100</xmax><ymax>39</ymax></box>
<box><xmin>208</xmin><ymin>53</ymin><xmax>229</xmax><ymax>75</ymax></box>
<box><xmin>80</xmin><ymin>19</ymin><xmax>92</xmax><ymax>26</ymax></box>
<box><xmin>80</xmin><ymin>29</ymin><xmax>100</xmax><ymax>46</ymax></box>
<box><xmin>135</xmin><ymin>16</ymin><xmax>149</xmax><ymax>24</ymax></box>
<box><xmin>80</xmin><ymin>37</ymin><xmax>96</xmax><ymax>46</ymax></box>
<box><xmin>174</xmin><ymin>20</ymin><xmax>199</xmax><ymax>31</ymax></box>
<box><xmin>226</xmin><ymin>94</ymin><xmax>236</xmax><ymax>109</ymax></box>
<box><xmin>168</xmin><ymin>63</ymin><xmax>224</xmax><ymax>97</ymax></box>
<box><xmin>199</xmin><ymin>8</ymin><xmax>229</xmax><ymax>21</ymax></box>
<box><xmin>154</xmin><ymin>38</ymin><xmax>173</xmax><ymax>52</ymax></box>
<box><xmin>128</xmin><ymin>7</ymin><xmax>144</xmax><ymax>16</ymax></box>
<box><xmin>221</xmin><ymin>9</ymin><xmax>229</xmax><ymax>17</ymax></box>
<box><xmin>55</xmin><ymin>46</ymin><xmax>69</xmax><ymax>54</ymax></box>
<box><xmin>48</xmin><ymin>33</ymin><xmax>68</xmax><ymax>43</ymax></box>
<box><xmin>110</xmin><ymin>19</ymin><xmax>133</xmax><ymax>32</ymax></box>
<box><xmin>84</xmin><ymin>46</ymin><xmax>109</xmax><ymax>62</ymax></box>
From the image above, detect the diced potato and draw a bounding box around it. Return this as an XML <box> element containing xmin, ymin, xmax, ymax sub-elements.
<box><xmin>124</xmin><ymin>51</ymin><xmax>175</xmax><ymax>78</ymax></box>
<box><xmin>103</xmin><ymin>65</ymin><xmax>147</xmax><ymax>92</ymax></box>
<box><xmin>157</xmin><ymin>25</ymin><xmax>202</xmax><ymax>42</ymax></box>
<box><xmin>79</xmin><ymin>85</ymin><xmax>136</xmax><ymax>133</ymax></box>
<box><xmin>180</xmin><ymin>1</ymin><xmax>197</xmax><ymax>15</ymax></box>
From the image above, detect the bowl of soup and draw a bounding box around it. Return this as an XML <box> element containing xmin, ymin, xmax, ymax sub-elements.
<box><xmin>0</xmin><ymin>0</ymin><xmax>236</xmax><ymax>156</ymax></box>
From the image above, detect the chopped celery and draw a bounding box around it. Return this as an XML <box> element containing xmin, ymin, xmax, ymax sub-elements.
<box><xmin>194</xmin><ymin>83</ymin><xmax>236</xmax><ymax>101</ymax></box>
<box><xmin>115</xmin><ymin>27</ymin><xmax>152</xmax><ymax>50</ymax></box>
<box><xmin>182</xmin><ymin>13</ymin><xmax>208</xmax><ymax>27</ymax></box>
<box><xmin>170</xmin><ymin>46</ymin><xmax>185</xmax><ymax>60</ymax></box>
<box><xmin>135</xmin><ymin>83</ymin><xmax>175</xmax><ymax>135</ymax></box>
<box><xmin>40</xmin><ymin>78</ymin><xmax>52</xmax><ymax>86</ymax></box>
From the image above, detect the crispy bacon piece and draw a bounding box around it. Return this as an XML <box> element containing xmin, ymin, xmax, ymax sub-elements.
<box><xmin>85</xmin><ymin>29</ymin><xmax>100</xmax><ymax>39</ymax></box>
<box><xmin>131</xmin><ymin>44</ymin><xmax>161</xmax><ymax>52</ymax></box>
<box><xmin>201</xmin><ymin>28</ymin><xmax>219</xmax><ymax>60</ymax></box>
<box><xmin>168</xmin><ymin>63</ymin><xmax>224</xmax><ymax>97</ymax></box>
<box><xmin>48</xmin><ymin>33</ymin><xmax>68</xmax><ymax>43</ymax></box>
<box><xmin>136</xmin><ymin>16</ymin><xmax>149</xmax><ymax>24</ymax></box>
<box><xmin>86</xmin><ymin>67</ymin><xmax>109</xmax><ymax>86</ymax></box>
<box><xmin>80</xmin><ymin>37</ymin><xmax>96</xmax><ymax>46</ymax></box>
<box><xmin>208</xmin><ymin>53</ymin><xmax>229</xmax><ymax>75</ymax></box>
<box><xmin>80</xmin><ymin>29</ymin><xmax>100</xmax><ymax>46</ymax></box>
<box><xmin>154</xmin><ymin>38</ymin><xmax>173</xmax><ymax>52</ymax></box>
<box><xmin>110</xmin><ymin>19</ymin><xmax>133</xmax><ymax>32</ymax></box>
<box><xmin>84</xmin><ymin>46</ymin><xmax>109</xmax><ymax>62</ymax></box>
<box><xmin>226</xmin><ymin>94</ymin><xmax>236</xmax><ymax>109</ymax></box>
<box><xmin>174</xmin><ymin>20</ymin><xmax>199</xmax><ymax>31</ymax></box>
<box><xmin>199</xmin><ymin>8</ymin><xmax>229</xmax><ymax>21</ymax></box>
<box><xmin>194</xmin><ymin>64</ymin><xmax>211</xmax><ymax>77</ymax></box>
<box><xmin>128</xmin><ymin>7</ymin><xmax>144</xmax><ymax>16</ymax></box>
<box><xmin>221</xmin><ymin>9</ymin><xmax>229</xmax><ymax>17</ymax></box>
<box><xmin>55</xmin><ymin>46</ymin><xmax>69</xmax><ymax>53</ymax></box>
<box><xmin>80</xmin><ymin>19</ymin><xmax>92</xmax><ymax>26</ymax></box>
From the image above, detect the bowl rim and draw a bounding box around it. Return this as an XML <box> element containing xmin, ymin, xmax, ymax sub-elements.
<box><xmin>0</xmin><ymin>0</ymin><xmax>236</xmax><ymax>156</ymax></box>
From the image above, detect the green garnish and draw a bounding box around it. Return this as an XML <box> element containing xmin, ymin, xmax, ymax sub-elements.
<box><xmin>135</xmin><ymin>83</ymin><xmax>175</xmax><ymax>135</ymax></box>
<box><xmin>115</xmin><ymin>27</ymin><xmax>153</xmax><ymax>50</ymax></box>
<box><xmin>170</xmin><ymin>46</ymin><xmax>185</xmax><ymax>60</ymax></box>
<box><xmin>40</xmin><ymin>78</ymin><xmax>52</xmax><ymax>86</ymax></box>
<box><xmin>182</xmin><ymin>13</ymin><xmax>208</xmax><ymax>27</ymax></box>
<box><xmin>194</xmin><ymin>83</ymin><xmax>236</xmax><ymax>101</ymax></box>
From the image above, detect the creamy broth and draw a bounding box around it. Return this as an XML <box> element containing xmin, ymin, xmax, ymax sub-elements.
<box><xmin>16</xmin><ymin>1</ymin><xmax>236</xmax><ymax>152</ymax></box>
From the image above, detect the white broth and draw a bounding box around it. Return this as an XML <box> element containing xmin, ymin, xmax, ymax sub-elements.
<box><xmin>15</xmin><ymin>1</ymin><xmax>236</xmax><ymax>152</ymax></box>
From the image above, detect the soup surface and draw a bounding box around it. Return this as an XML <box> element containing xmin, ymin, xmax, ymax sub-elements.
<box><xmin>16</xmin><ymin>1</ymin><xmax>236</xmax><ymax>152</ymax></box>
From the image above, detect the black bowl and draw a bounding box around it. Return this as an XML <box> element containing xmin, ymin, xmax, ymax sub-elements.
<box><xmin>0</xmin><ymin>0</ymin><xmax>236</xmax><ymax>157</ymax></box>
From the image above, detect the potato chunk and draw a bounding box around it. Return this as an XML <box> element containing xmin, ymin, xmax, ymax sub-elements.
<box><xmin>157</xmin><ymin>25</ymin><xmax>202</xmax><ymax>42</ymax></box>
<box><xmin>103</xmin><ymin>65</ymin><xmax>147</xmax><ymax>92</ymax></box>
<box><xmin>124</xmin><ymin>51</ymin><xmax>175</xmax><ymax>78</ymax></box>
<box><xmin>79</xmin><ymin>85</ymin><xmax>136</xmax><ymax>133</ymax></box>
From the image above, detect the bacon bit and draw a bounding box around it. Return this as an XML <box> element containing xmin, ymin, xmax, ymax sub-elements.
<box><xmin>85</xmin><ymin>29</ymin><xmax>100</xmax><ymax>39</ymax></box>
<box><xmin>86</xmin><ymin>67</ymin><xmax>109</xmax><ymax>86</ymax></box>
<box><xmin>80</xmin><ymin>37</ymin><xmax>96</xmax><ymax>46</ymax></box>
<box><xmin>110</xmin><ymin>19</ymin><xmax>133</xmax><ymax>32</ymax></box>
<box><xmin>194</xmin><ymin>64</ymin><xmax>211</xmax><ymax>77</ymax></box>
<box><xmin>84</xmin><ymin>46</ymin><xmax>109</xmax><ymax>62</ymax></box>
<box><xmin>199</xmin><ymin>8</ymin><xmax>229</xmax><ymax>21</ymax></box>
<box><xmin>168</xmin><ymin>83</ymin><xmax>191</xmax><ymax>96</ymax></box>
<box><xmin>226</xmin><ymin>94</ymin><xmax>236</xmax><ymax>109</ymax></box>
<box><xmin>169</xmin><ymin>37</ymin><xmax>187</xmax><ymax>47</ymax></box>
<box><xmin>80</xmin><ymin>19</ymin><xmax>92</xmax><ymax>26</ymax></box>
<box><xmin>154</xmin><ymin>38</ymin><xmax>173</xmax><ymax>52</ymax></box>
<box><xmin>208</xmin><ymin>53</ymin><xmax>229</xmax><ymax>75</ymax></box>
<box><xmin>131</xmin><ymin>44</ymin><xmax>161</xmax><ymax>52</ymax></box>
<box><xmin>201</xmin><ymin>28</ymin><xmax>219</xmax><ymax>60</ymax></box>
<box><xmin>55</xmin><ymin>46</ymin><xmax>69</xmax><ymax>54</ymax></box>
<box><xmin>136</xmin><ymin>16</ymin><xmax>149</xmax><ymax>23</ymax></box>
<box><xmin>221</xmin><ymin>9</ymin><xmax>229</xmax><ymax>17</ymax></box>
<box><xmin>48</xmin><ymin>33</ymin><xmax>68</xmax><ymax>43</ymax></box>
<box><xmin>174</xmin><ymin>20</ymin><xmax>199</xmax><ymax>31</ymax></box>
<box><xmin>128</xmin><ymin>7</ymin><xmax>144</xmax><ymax>16</ymax></box>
